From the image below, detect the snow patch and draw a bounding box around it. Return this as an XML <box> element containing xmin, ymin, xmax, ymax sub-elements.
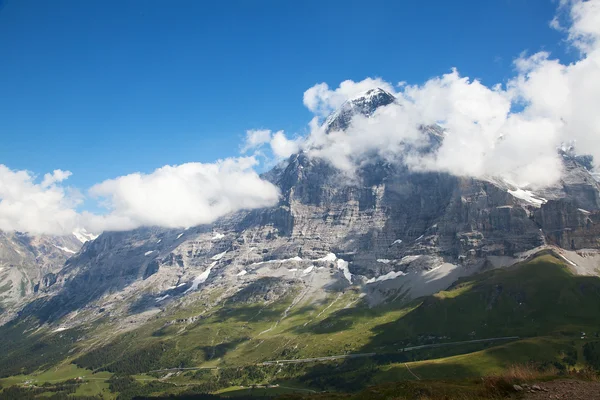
<box><xmin>303</xmin><ymin>265</ymin><xmax>315</xmax><ymax>274</ymax></box>
<box><xmin>579</xmin><ymin>208</ymin><xmax>591</xmax><ymax>214</ymax></box>
<box><xmin>73</xmin><ymin>228</ymin><xmax>98</xmax><ymax>243</ymax></box>
<box><xmin>558</xmin><ymin>253</ymin><xmax>578</xmax><ymax>267</ymax></box>
<box><xmin>250</xmin><ymin>256</ymin><xmax>302</xmax><ymax>266</ymax></box>
<box><xmin>155</xmin><ymin>294</ymin><xmax>170</xmax><ymax>302</ymax></box>
<box><xmin>315</xmin><ymin>253</ymin><xmax>337</xmax><ymax>262</ymax></box>
<box><xmin>377</xmin><ymin>259</ymin><xmax>391</xmax><ymax>264</ymax></box>
<box><xmin>508</xmin><ymin>188</ymin><xmax>547</xmax><ymax>206</ymax></box>
<box><xmin>336</xmin><ymin>259</ymin><xmax>352</xmax><ymax>283</ymax></box>
<box><xmin>176</xmin><ymin>233</ymin><xmax>184</xmax><ymax>239</ymax></box>
<box><xmin>211</xmin><ymin>232</ymin><xmax>225</xmax><ymax>240</ymax></box>
<box><xmin>53</xmin><ymin>245</ymin><xmax>76</xmax><ymax>254</ymax></box>
<box><xmin>392</xmin><ymin>239</ymin><xmax>403</xmax><ymax>245</ymax></box>
<box><xmin>156</xmin><ymin>239</ymin><xmax>162</xmax><ymax>244</ymax></box>
<box><xmin>366</xmin><ymin>270</ymin><xmax>407</xmax><ymax>284</ymax></box>
<box><xmin>53</xmin><ymin>327</ymin><xmax>68</xmax><ymax>333</ymax></box>
<box><xmin>288</xmin><ymin>268</ymin><xmax>298</xmax><ymax>272</ymax></box>
<box><xmin>186</xmin><ymin>262</ymin><xmax>217</xmax><ymax>292</ymax></box>
<box><xmin>144</xmin><ymin>250</ymin><xmax>155</xmax><ymax>256</ymax></box>
<box><xmin>236</xmin><ymin>270</ymin><xmax>247</xmax><ymax>277</ymax></box>
<box><xmin>211</xmin><ymin>251</ymin><xmax>228</xmax><ymax>260</ymax></box>
<box><xmin>424</xmin><ymin>264</ymin><xmax>444</xmax><ymax>274</ymax></box>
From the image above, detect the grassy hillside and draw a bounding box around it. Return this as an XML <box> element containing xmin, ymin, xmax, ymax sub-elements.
<box><xmin>2</xmin><ymin>254</ymin><xmax>600</xmax><ymax>398</ymax></box>
<box><xmin>356</xmin><ymin>254</ymin><xmax>600</xmax><ymax>351</ymax></box>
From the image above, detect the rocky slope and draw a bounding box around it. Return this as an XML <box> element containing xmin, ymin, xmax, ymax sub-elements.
<box><xmin>0</xmin><ymin>231</ymin><xmax>84</xmax><ymax>311</ymax></box>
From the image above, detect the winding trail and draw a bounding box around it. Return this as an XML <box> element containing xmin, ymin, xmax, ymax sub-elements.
<box><xmin>404</xmin><ymin>363</ymin><xmax>421</xmax><ymax>380</ymax></box>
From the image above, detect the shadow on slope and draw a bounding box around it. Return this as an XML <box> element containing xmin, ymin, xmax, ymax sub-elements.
<box><xmin>290</xmin><ymin>255</ymin><xmax>600</xmax><ymax>391</ymax></box>
<box><xmin>361</xmin><ymin>254</ymin><xmax>600</xmax><ymax>352</ymax></box>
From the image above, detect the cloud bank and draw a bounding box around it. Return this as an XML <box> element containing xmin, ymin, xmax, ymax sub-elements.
<box><xmin>1</xmin><ymin>0</ymin><xmax>599</xmax><ymax>235</ymax></box>
<box><xmin>85</xmin><ymin>157</ymin><xmax>280</xmax><ymax>232</ymax></box>
<box><xmin>0</xmin><ymin>166</ymin><xmax>80</xmax><ymax>235</ymax></box>
<box><xmin>242</xmin><ymin>129</ymin><xmax>302</xmax><ymax>160</ymax></box>
<box><xmin>0</xmin><ymin>158</ymin><xmax>279</xmax><ymax>235</ymax></box>
<box><xmin>260</xmin><ymin>0</ymin><xmax>600</xmax><ymax>188</ymax></box>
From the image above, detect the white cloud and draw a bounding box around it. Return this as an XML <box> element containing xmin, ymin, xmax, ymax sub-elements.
<box><xmin>241</xmin><ymin>129</ymin><xmax>273</xmax><ymax>153</ymax></box>
<box><xmin>565</xmin><ymin>0</ymin><xmax>600</xmax><ymax>53</ymax></box>
<box><xmin>1</xmin><ymin>158</ymin><xmax>280</xmax><ymax>235</ymax></box>
<box><xmin>0</xmin><ymin>165</ymin><xmax>80</xmax><ymax>235</ymax></box>
<box><xmin>270</xmin><ymin>131</ymin><xmax>301</xmax><ymax>158</ymax></box>
<box><xmin>240</xmin><ymin>129</ymin><xmax>301</xmax><ymax>160</ymax></box>
<box><xmin>298</xmin><ymin>70</ymin><xmax>570</xmax><ymax>187</ymax></box>
<box><xmin>41</xmin><ymin>169</ymin><xmax>72</xmax><ymax>188</ymax></box>
<box><xmin>85</xmin><ymin>157</ymin><xmax>280</xmax><ymax>232</ymax></box>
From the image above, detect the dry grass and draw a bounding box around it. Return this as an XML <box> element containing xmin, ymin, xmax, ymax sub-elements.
<box><xmin>480</xmin><ymin>363</ymin><xmax>557</xmax><ymax>397</ymax></box>
<box><xmin>504</xmin><ymin>363</ymin><xmax>554</xmax><ymax>381</ymax></box>
<box><xmin>567</xmin><ymin>366</ymin><xmax>599</xmax><ymax>381</ymax></box>
<box><xmin>278</xmin><ymin>364</ymin><xmax>599</xmax><ymax>400</ymax></box>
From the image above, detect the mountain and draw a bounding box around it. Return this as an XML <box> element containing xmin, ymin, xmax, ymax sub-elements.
<box><xmin>6</xmin><ymin>88</ymin><xmax>600</xmax><ymax>325</ymax></box>
<box><xmin>0</xmin><ymin>231</ymin><xmax>85</xmax><ymax>314</ymax></box>
<box><xmin>1</xmin><ymin>88</ymin><xmax>600</xmax><ymax>398</ymax></box>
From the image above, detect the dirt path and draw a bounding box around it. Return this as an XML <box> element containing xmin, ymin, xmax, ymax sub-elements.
<box><xmin>522</xmin><ymin>380</ymin><xmax>600</xmax><ymax>400</ymax></box>
<box><xmin>404</xmin><ymin>363</ymin><xmax>421</xmax><ymax>380</ymax></box>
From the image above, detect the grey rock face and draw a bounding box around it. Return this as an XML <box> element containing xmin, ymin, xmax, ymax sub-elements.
<box><xmin>0</xmin><ymin>231</ymin><xmax>82</xmax><ymax>310</ymax></box>
<box><xmin>230</xmin><ymin>277</ymin><xmax>296</xmax><ymax>304</ymax></box>
<box><xmin>537</xmin><ymin>155</ymin><xmax>600</xmax><ymax>211</ymax></box>
<box><xmin>534</xmin><ymin>201</ymin><xmax>600</xmax><ymax>249</ymax></box>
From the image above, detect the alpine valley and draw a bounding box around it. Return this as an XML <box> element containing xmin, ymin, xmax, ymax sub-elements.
<box><xmin>3</xmin><ymin>89</ymin><xmax>600</xmax><ymax>400</ymax></box>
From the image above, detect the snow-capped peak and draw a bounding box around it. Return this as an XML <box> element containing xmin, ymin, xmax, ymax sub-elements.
<box><xmin>324</xmin><ymin>87</ymin><xmax>396</xmax><ymax>133</ymax></box>
<box><xmin>72</xmin><ymin>228</ymin><xmax>99</xmax><ymax>244</ymax></box>
<box><xmin>349</xmin><ymin>87</ymin><xmax>394</xmax><ymax>102</ymax></box>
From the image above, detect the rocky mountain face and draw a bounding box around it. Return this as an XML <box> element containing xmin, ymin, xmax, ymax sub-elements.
<box><xmin>0</xmin><ymin>231</ymin><xmax>83</xmax><ymax>311</ymax></box>
<box><xmin>5</xmin><ymin>88</ymin><xmax>600</xmax><ymax>330</ymax></box>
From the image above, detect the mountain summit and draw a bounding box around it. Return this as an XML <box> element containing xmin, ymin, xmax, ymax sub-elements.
<box><xmin>324</xmin><ymin>87</ymin><xmax>396</xmax><ymax>132</ymax></box>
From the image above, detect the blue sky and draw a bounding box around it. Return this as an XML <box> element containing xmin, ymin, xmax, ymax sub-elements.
<box><xmin>0</xmin><ymin>0</ymin><xmax>570</xmax><ymax>189</ymax></box>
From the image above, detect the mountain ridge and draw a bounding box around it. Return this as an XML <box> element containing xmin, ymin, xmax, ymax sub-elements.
<box><xmin>1</xmin><ymin>87</ymin><xmax>599</xmax><ymax>339</ymax></box>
